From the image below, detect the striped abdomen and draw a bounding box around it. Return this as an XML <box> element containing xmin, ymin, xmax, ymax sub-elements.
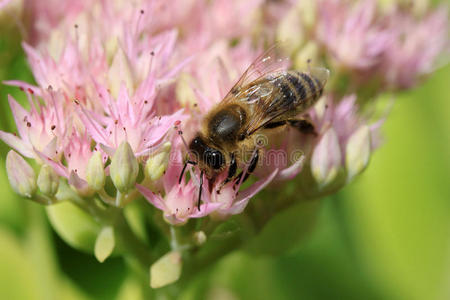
<box><xmin>267</xmin><ymin>68</ymin><xmax>328</xmax><ymax>116</ymax></box>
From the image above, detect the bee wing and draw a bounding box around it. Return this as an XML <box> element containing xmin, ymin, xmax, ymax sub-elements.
<box><xmin>222</xmin><ymin>43</ymin><xmax>289</xmax><ymax>102</ymax></box>
<box><xmin>242</xmin><ymin>67</ymin><xmax>330</xmax><ymax>137</ymax></box>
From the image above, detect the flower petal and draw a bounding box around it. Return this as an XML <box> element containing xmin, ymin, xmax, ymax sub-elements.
<box><xmin>275</xmin><ymin>154</ymin><xmax>305</xmax><ymax>181</ymax></box>
<box><xmin>136</xmin><ymin>184</ymin><xmax>167</xmax><ymax>211</ymax></box>
<box><xmin>229</xmin><ymin>169</ymin><xmax>279</xmax><ymax>215</ymax></box>
<box><xmin>35</xmin><ymin>149</ymin><xmax>69</xmax><ymax>178</ymax></box>
<box><xmin>190</xmin><ymin>202</ymin><xmax>223</xmax><ymax>218</ymax></box>
<box><xmin>0</xmin><ymin>130</ymin><xmax>34</xmax><ymax>158</ymax></box>
<box><xmin>68</xmin><ymin>170</ymin><xmax>88</xmax><ymax>191</ymax></box>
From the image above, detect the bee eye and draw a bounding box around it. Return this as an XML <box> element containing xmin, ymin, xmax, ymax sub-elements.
<box><xmin>204</xmin><ymin>149</ymin><xmax>224</xmax><ymax>170</ymax></box>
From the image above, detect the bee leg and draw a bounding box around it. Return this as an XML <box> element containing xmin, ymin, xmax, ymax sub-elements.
<box><xmin>178</xmin><ymin>160</ymin><xmax>197</xmax><ymax>184</ymax></box>
<box><xmin>234</xmin><ymin>149</ymin><xmax>260</xmax><ymax>187</ymax></box>
<box><xmin>197</xmin><ymin>170</ymin><xmax>204</xmax><ymax>210</ymax></box>
<box><xmin>287</xmin><ymin>118</ymin><xmax>317</xmax><ymax>136</ymax></box>
<box><xmin>263</xmin><ymin>120</ymin><xmax>287</xmax><ymax>129</ymax></box>
<box><xmin>221</xmin><ymin>154</ymin><xmax>238</xmax><ymax>186</ymax></box>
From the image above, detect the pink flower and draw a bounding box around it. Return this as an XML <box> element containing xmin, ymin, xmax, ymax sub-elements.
<box><xmin>316</xmin><ymin>0</ymin><xmax>390</xmax><ymax>71</ymax></box>
<box><xmin>309</xmin><ymin>94</ymin><xmax>379</xmax><ymax>186</ymax></box>
<box><xmin>76</xmin><ymin>82</ymin><xmax>185</xmax><ymax>158</ymax></box>
<box><xmin>0</xmin><ymin>87</ymin><xmax>71</xmax><ymax>160</ymax></box>
<box><xmin>137</xmin><ymin>141</ymin><xmax>279</xmax><ymax>224</ymax></box>
<box><xmin>23</xmin><ymin>0</ymin><xmax>90</xmax><ymax>45</ymax></box>
<box><xmin>315</xmin><ymin>0</ymin><xmax>449</xmax><ymax>90</ymax></box>
<box><xmin>36</xmin><ymin>130</ymin><xmax>100</xmax><ymax>193</ymax></box>
<box><xmin>137</xmin><ymin>143</ymin><xmax>221</xmax><ymax>225</ymax></box>
<box><xmin>137</xmin><ymin>182</ymin><xmax>220</xmax><ymax>225</ymax></box>
<box><xmin>209</xmin><ymin>169</ymin><xmax>279</xmax><ymax>219</ymax></box>
<box><xmin>381</xmin><ymin>7</ymin><xmax>449</xmax><ymax>89</ymax></box>
<box><xmin>1</xmin><ymin>1</ymin><xmax>191</xmax><ymax>194</ymax></box>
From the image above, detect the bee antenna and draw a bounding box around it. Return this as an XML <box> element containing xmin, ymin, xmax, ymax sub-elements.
<box><xmin>175</xmin><ymin>123</ymin><xmax>201</xmax><ymax>187</ymax></box>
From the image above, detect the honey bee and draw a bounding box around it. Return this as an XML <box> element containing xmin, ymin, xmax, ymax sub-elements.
<box><xmin>179</xmin><ymin>45</ymin><xmax>329</xmax><ymax>208</ymax></box>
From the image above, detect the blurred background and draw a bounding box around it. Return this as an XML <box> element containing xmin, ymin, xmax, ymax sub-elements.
<box><xmin>1</xmin><ymin>5</ymin><xmax>450</xmax><ymax>300</ymax></box>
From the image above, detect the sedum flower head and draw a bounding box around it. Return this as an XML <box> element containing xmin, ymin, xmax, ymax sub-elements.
<box><xmin>0</xmin><ymin>0</ymin><xmax>448</xmax><ymax>290</ymax></box>
<box><xmin>313</xmin><ymin>0</ymin><xmax>448</xmax><ymax>90</ymax></box>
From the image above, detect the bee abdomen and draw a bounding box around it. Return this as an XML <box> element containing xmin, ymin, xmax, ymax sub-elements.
<box><xmin>267</xmin><ymin>70</ymin><xmax>326</xmax><ymax>115</ymax></box>
<box><xmin>288</xmin><ymin>71</ymin><xmax>324</xmax><ymax>105</ymax></box>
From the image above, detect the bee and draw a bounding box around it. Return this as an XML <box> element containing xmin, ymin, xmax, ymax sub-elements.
<box><xmin>179</xmin><ymin>45</ymin><xmax>329</xmax><ymax>208</ymax></box>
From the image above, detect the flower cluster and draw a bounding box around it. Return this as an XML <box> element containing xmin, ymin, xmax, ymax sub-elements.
<box><xmin>0</xmin><ymin>0</ymin><xmax>448</xmax><ymax>289</ymax></box>
<box><xmin>313</xmin><ymin>0</ymin><xmax>449</xmax><ymax>90</ymax></box>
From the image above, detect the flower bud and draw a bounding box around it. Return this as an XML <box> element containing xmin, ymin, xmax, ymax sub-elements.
<box><xmin>193</xmin><ymin>231</ymin><xmax>207</xmax><ymax>246</ymax></box>
<box><xmin>6</xmin><ymin>150</ymin><xmax>36</xmax><ymax>198</ymax></box>
<box><xmin>110</xmin><ymin>142</ymin><xmax>139</xmax><ymax>193</ymax></box>
<box><xmin>311</xmin><ymin>128</ymin><xmax>342</xmax><ymax>188</ymax></box>
<box><xmin>345</xmin><ymin>125</ymin><xmax>371</xmax><ymax>181</ymax></box>
<box><xmin>150</xmin><ymin>251</ymin><xmax>182</xmax><ymax>288</ymax></box>
<box><xmin>37</xmin><ymin>164</ymin><xmax>59</xmax><ymax>197</ymax></box>
<box><xmin>94</xmin><ymin>226</ymin><xmax>115</xmax><ymax>263</ymax></box>
<box><xmin>86</xmin><ymin>151</ymin><xmax>106</xmax><ymax>191</ymax></box>
<box><xmin>145</xmin><ymin>142</ymin><xmax>171</xmax><ymax>181</ymax></box>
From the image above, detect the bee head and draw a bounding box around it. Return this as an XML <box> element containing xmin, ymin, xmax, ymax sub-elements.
<box><xmin>189</xmin><ymin>136</ymin><xmax>225</xmax><ymax>170</ymax></box>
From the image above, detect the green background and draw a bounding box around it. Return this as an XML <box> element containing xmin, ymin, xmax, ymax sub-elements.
<box><xmin>0</xmin><ymin>18</ymin><xmax>449</xmax><ymax>300</ymax></box>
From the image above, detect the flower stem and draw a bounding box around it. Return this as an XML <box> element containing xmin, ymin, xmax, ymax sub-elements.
<box><xmin>115</xmin><ymin>213</ymin><xmax>155</xmax><ymax>283</ymax></box>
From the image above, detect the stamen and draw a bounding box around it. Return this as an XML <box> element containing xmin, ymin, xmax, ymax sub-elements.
<box><xmin>175</xmin><ymin>123</ymin><xmax>190</xmax><ymax>151</ymax></box>
<box><xmin>74</xmin><ymin>24</ymin><xmax>80</xmax><ymax>48</ymax></box>
<box><xmin>135</xmin><ymin>9</ymin><xmax>145</xmax><ymax>37</ymax></box>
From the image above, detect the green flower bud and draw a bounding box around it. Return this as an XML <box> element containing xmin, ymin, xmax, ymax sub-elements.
<box><xmin>193</xmin><ymin>231</ymin><xmax>207</xmax><ymax>246</ymax></box>
<box><xmin>145</xmin><ymin>142</ymin><xmax>171</xmax><ymax>181</ymax></box>
<box><xmin>6</xmin><ymin>150</ymin><xmax>36</xmax><ymax>198</ymax></box>
<box><xmin>345</xmin><ymin>125</ymin><xmax>371</xmax><ymax>181</ymax></box>
<box><xmin>110</xmin><ymin>142</ymin><xmax>139</xmax><ymax>193</ymax></box>
<box><xmin>94</xmin><ymin>226</ymin><xmax>115</xmax><ymax>263</ymax></box>
<box><xmin>37</xmin><ymin>164</ymin><xmax>59</xmax><ymax>197</ymax></box>
<box><xmin>86</xmin><ymin>151</ymin><xmax>106</xmax><ymax>191</ymax></box>
<box><xmin>150</xmin><ymin>251</ymin><xmax>182</xmax><ymax>288</ymax></box>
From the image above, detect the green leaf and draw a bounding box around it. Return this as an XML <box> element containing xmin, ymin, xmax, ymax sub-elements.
<box><xmin>46</xmin><ymin>201</ymin><xmax>101</xmax><ymax>253</ymax></box>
